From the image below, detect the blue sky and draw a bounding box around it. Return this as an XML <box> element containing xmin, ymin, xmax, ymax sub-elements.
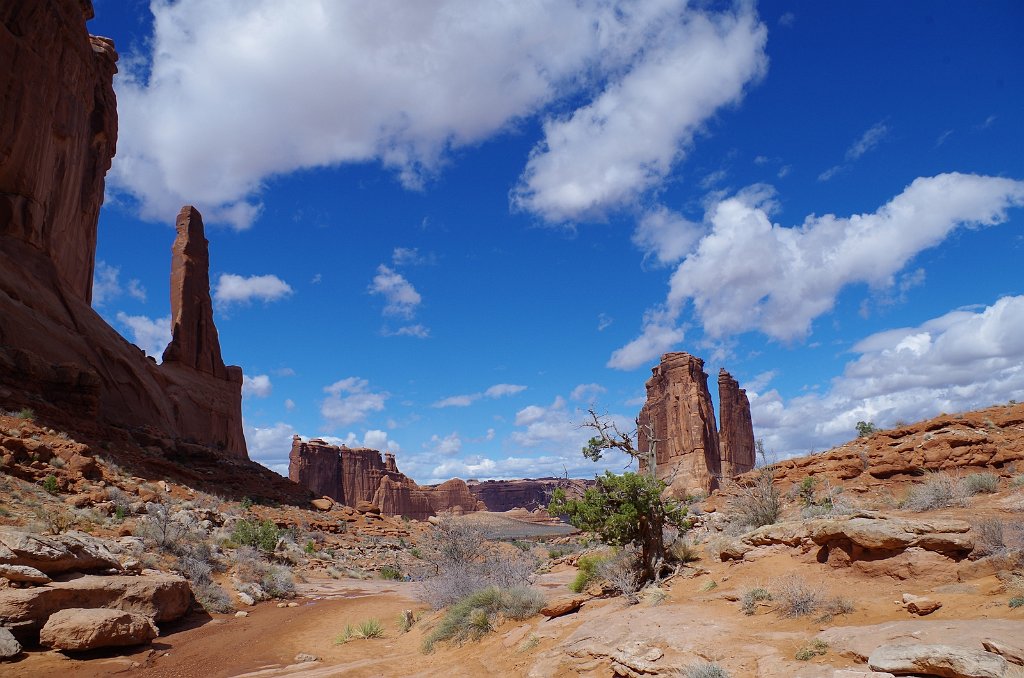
<box><xmin>87</xmin><ymin>1</ymin><xmax>1024</xmax><ymax>483</ymax></box>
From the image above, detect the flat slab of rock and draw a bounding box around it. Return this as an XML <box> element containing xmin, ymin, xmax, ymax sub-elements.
<box><xmin>541</xmin><ymin>595</ymin><xmax>586</xmax><ymax>618</ymax></box>
<box><xmin>818</xmin><ymin>620</ymin><xmax>1024</xmax><ymax>663</ymax></box>
<box><xmin>869</xmin><ymin>642</ymin><xmax>1007</xmax><ymax>678</ymax></box>
<box><xmin>0</xmin><ymin>572</ymin><xmax>189</xmax><ymax>643</ymax></box>
<box><xmin>0</xmin><ymin>564</ymin><xmax>51</xmax><ymax>584</ymax></box>
<box><xmin>0</xmin><ymin>528</ymin><xmax>120</xmax><ymax>574</ymax></box>
<box><xmin>40</xmin><ymin>608</ymin><xmax>157</xmax><ymax>651</ymax></box>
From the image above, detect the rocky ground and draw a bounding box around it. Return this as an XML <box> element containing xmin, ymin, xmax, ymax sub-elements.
<box><xmin>1</xmin><ymin>403</ymin><xmax>1023</xmax><ymax>677</ymax></box>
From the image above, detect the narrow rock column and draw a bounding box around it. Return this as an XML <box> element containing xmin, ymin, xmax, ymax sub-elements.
<box><xmin>718</xmin><ymin>369</ymin><xmax>755</xmax><ymax>478</ymax></box>
<box><xmin>161</xmin><ymin>206</ymin><xmax>227</xmax><ymax>377</ymax></box>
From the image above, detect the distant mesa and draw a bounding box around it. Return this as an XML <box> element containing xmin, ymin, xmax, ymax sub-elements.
<box><xmin>288</xmin><ymin>436</ymin><xmax>484</xmax><ymax>520</ymax></box>
<box><xmin>638</xmin><ymin>352</ymin><xmax>756</xmax><ymax>497</ymax></box>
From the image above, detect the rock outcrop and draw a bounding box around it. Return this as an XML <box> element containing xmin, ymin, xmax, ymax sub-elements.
<box><xmin>39</xmin><ymin>608</ymin><xmax>158</xmax><ymax>652</ymax></box>
<box><xmin>289</xmin><ymin>437</ymin><xmax>484</xmax><ymax>520</ymax></box>
<box><xmin>637</xmin><ymin>353</ymin><xmax>757</xmax><ymax>496</ymax></box>
<box><xmin>467</xmin><ymin>478</ymin><xmax>592</xmax><ymax>512</ymax></box>
<box><xmin>637</xmin><ymin>353</ymin><xmax>723</xmax><ymax>496</ymax></box>
<box><xmin>718</xmin><ymin>369</ymin><xmax>755</xmax><ymax>478</ymax></box>
<box><xmin>0</xmin><ymin>1</ymin><xmax>263</xmax><ymax>478</ymax></box>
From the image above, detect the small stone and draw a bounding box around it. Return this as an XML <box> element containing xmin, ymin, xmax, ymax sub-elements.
<box><xmin>235</xmin><ymin>611</ymin><xmax>248</xmax><ymax>618</ymax></box>
<box><xmin>295</xmin><ymin>653</ymin><xmax>319</xmax><ymax>663</ymax></box>
<box><xmin>0</xmin><ymin>627</ymin><xmax>22</xmax><ymax>659</ymax></box>
<box><xmin>287</xmin><ymin>602</ymin><xmax>299</xmax><ymax>608</ymax></box>
<box><xmin>277</xmin><ymin>602</ymin><xmax>287</xmax><ymax>608</ymax></box>
<box><xmin>237</xmin><ymin>591</ymin><xmax>255</xmax><ymax>606</ymax></box>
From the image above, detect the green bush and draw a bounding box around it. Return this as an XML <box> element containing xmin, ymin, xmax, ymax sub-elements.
<box><xmin>568</xmin><ymin>553</ymin><xmax>606</xmax><ymax>593</ymax></box>
<box><xmin>1009</xmin><ymin>596</ymin><xmax>1024</xmax><ymax>609</ymax></box>
<box><xmin>795</xmin><ymin>638</ymin><xmax>829</xmax><ymax>661</ymax></box>
<box><xmin>422</xmin><ymin>586</ymin><xmax>544</xmax><ymax>652</ymax></box>
<box><xmin>231</xmin><ymin>518</ymin><xmax>281</xmax><ymax>552</ymax></box>
<box><xmin>336</xmin><ymin>618</ymin><xmax>384</xmax><ymax>644</ymax></box>
<box><xmin>42</xmin><ymin>475</ymin><xmax>59</xmax><ymax>495</ymax></box>
<box><xmin>855</xmin><ymin>421</ymin><xmax>877</xmax><ymax>438</ymax></box>
<box><xmin>380</xmin><ymin>566</ymin><xmax>402</xmax><ymax>580</ymax></box>
<box><xmin>16</xmin><ymin>408</ymin><xmax>35</xmax><ymax>421</ymax></box>
<box><xmin>740</xmin><ymin>586</ymin><xmax>772</xmax><ymax>615</ymax></box>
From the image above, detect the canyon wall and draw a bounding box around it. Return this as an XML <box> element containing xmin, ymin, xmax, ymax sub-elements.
<box><xmin>289</xmin><ymin>437</ymin><xmax>484</xmax><ymax>520</ymax></box>
<box><xmin>0</xmin><ymin>2</ymin><xmax>254</xmax><ymax>471</ymax></box>
<box><xmin>637</xmin><ymin>353</ymin><xmax>755</xmax><ymax>496</ymax></box>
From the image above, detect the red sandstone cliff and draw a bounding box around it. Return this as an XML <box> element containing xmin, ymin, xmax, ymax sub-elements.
<box><xmin>718</xmin><ymin>369</ymin><xmax>755</xmax><ymax>478</ymax></box>
<box><xmin>289</xmin><ymin>437</ymin><xmax>483</xmax><ymax>519</ymax></box>
<box><xmin>638</xmin><ymin>352</ymin><xmax>722</xmax><ymax>496</ymax></box>
<box><xmin>0</xmin><ymin>2</ymin><xmax>249</xmax><ymax>463</ymax></box>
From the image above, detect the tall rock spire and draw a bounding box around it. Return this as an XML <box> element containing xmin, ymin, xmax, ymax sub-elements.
<box><xmin>718</xmin><ymin>369</ymin><xmax>755</xmax><ymax>478</ymax></box>
<box><xmin>162</xmin><ymin>206</ymin><xmax>227</xmax><ymax>378</ymax></box>
<box><xmin>637</xmin><ymin>352</ymin><xmax>721</xmax><ymax>495</ymax></box>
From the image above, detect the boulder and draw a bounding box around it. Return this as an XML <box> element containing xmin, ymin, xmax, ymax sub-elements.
<box><xmin>981</xmin><ymin>639</ymin><xmax>1024</xmax><ymax>666</ymax></box>
<box><xmin>0</xmin><ymin>564</ymin><xmax>51</xmax><ymax>584</ymax></box>
<box><xmin>311</xmin><ymin>497</ymin><xmax>333</xmax><ymax>511</ymax></box>
<box><xmin>39</xmin><ymin>608</ymin><xmax>157</xmax><ymax>651</ymax></box>
<box><xmin>903</xmin><ymin>593</ymin><xmax>943</xmax><ymax>616</ymax></box>
<box><xmin>0</xmin><ymin>572</ymin><xmax>190</xmax><ymax>643</ymax></box>
<box><xmin>0</xmin><ymin>528</ymin><xmax>121</xmax><ymax>574</ymax></box>
<box><xmin>818</xmin><ymin>620</ymin><xmax>1024</xmax><ymax>665</ymax></box>
<box><xmin>868</xmin><ymin>643</ymin><xmax>1008</xmax><ymax>678</ymax></box>
<box><xmin>540</xmin><ymin>595</ymin><xmax>586</xmax><ymax>618</ymax></box>
<box><xmin>0</xmin><ymin>627</ymin><xmax>21</xmax><ymax>659</ymax></box>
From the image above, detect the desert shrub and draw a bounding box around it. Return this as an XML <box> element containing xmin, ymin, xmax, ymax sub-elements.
<box><xmin>50</xmin><ymin>457</ymin><xmax>66</xmax><ymax>469</ymax></box>
<box><xmin>16</xmin><ymin>408</ymin><xmax>35</xmax><ymax>421</ymax></box>
<box><xmin>974</xmin><ymin>518</ymin><xmax>1007</xmax><ymax>557</ymax></box>
<box><xmin>233</xmin><ymin>546</ymin><xmax>295</xmax><ymax>598</ymax></box>
<box><xmin>740</xmin><ymin>586</ymin><xmax>772</xmax><ymax>615</ymax></box>
<box><xmin>231</xmin><ymin>518</ymin><xmax>281</xmax><ymax>552</ymax></box>
<box><xmin>36</xmin><ymin>505</ymin><xmax>76</xmax><ymax>534</ymax></box>
<box><xmin>815</xmin><ymin>596</ymin><xmax>855</xmax><ymax>622</ymax></box>
<box><xmin>421</xmin><ymin>586</ymin><xmax>543</xmax><ymax>652</ymax></box>
<box><xmin>418</xmin><ymin>515</ymin><xmax>537</xmax><ymax>609</ymax></box>
<box><xmin>192</xmin><ymin>580</ymin><xmax>233</xmax><ymax>613</ymax></box>
<box><xmin>42</xmin><ymin>475</ymin><xmax>59</xmax><ymax>495</ymax></box>
<box><xmin>683</xmin><ymin>661</ymin><xmax>731</xmax><ymax>678</ymax></box>
<box><xmin>598</xmin><ymin>548</ymin><xmax>642</xmax><ymax>604</ymax></box>
<box><xmin>397</xmin><ymin>609</ymin><xmax>416</xmax><ymax>633</ymax></box>
<box><xmin>1012</xmin><ymin>475</ymin><xmax>1024</xmax><ymax>489</ymax></box>
<box><xmin>380</xmin><ymin>565</ymin><xmax>402</xmax><ymax>580</ymax></box>
<box><xmin>773</xmin><ymin>575</ymin><xmax>823</xmax><ymax>618</ymax></box>
<box><xmin>795</xmin><ymin>638</ymin><xmax>829</xmax><ymax>661</ymax></box>
<box><xmin>700</xmin><ymin>579</ymin><xmax>718</xmax><ymax>592</ymax></box>
<box><xmin>134</xmin><ymin>502</ymin><xmax>191</xmax><ymax>551</ymax></box>
<box><xmin>855</xmin><ymin>421</ymin><xmax>877</xmax><ymax>438</ymax></box>
<box><xmin>796</xmin><ymin>477</ymin><xmax>817</xmax><ymax>507</ymax></box>
<box><xmin>962</xmin><ymin>473</ymin><xmax>1000</xmax><ymax>496</ymax></box>
<box><xmin>569</xmin><ymin>553</ymin><xmax>607</xmax><ymax>593</ymax></box>
<box><xmin>517</xmin><ymin>634</ymin><xmax>540</xmax><ymax>653</ymax></box>
<box><xmin>900</xmin><ymin>472</ymin><xmax>961</xmax><ymax>512</ymax></box>
<box><xmin>665</xmin><ymin>527</ymin><xmax>699</xmax><ymax>563</ymax></box>
<box><xmin>728</xmin><ymin>467</ymin><xmax>781</xmax><ymax>529</ymax></box>
<box><xmin>336</xmin><ymin>618</ymin><xmax>384</xmax><ymax>644</ymax></box>
<box><xmin>1010</xmin><ymin>596</ymin><xmax>1024</xmax><ymax>609</ymax></box>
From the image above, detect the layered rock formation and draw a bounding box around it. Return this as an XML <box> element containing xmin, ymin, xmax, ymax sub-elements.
<box><xmin>638</xmin><ymin>353</ymin><xmax>722</xmax><ymax>496</ymax></box>
<box><xmin>288</xmin><ymin>437</ymin><xmax>484</xmax><ymax>520</ymax></box>
<box><xmin>0</xmin><ymin>2</ymin><xmax>254</xmax><ymax>468</ymax></box>
<box><xmin>637</xmin><ymin>353</ymin><xmax>755</xmax><ymax>496</ymax></box>
<box><xmin>467</xmin><ymin>478</ymin><xmax>592</xmax><ymax>512</ymax></box>
<box><xmin>718</xmin><ymin>369</ymin><xmax>755</xmax><ymax>478</ymax></box>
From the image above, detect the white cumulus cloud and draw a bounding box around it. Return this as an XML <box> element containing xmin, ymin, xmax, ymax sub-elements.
<box><xmin>214</xmin><ymin>273</ymin><xmax>293</xmax><ymax>306</ymax></box>
<box><xmin>110</xmin><ymin>1</ymin><xmax>768</xmax><ymax>230</ymax></box>
<box><xmin>321</xmin><ymin>377</ymin><xmax>388</xmax><ymax>427</ymax></box>
<box><xmin>369</xmin><ymin>265</ymin><xmax>422</xmax><ymax>319</ymax></box>
<box><xmin>611</xmin><ymin>173</ymin><xmax>1024</xmax><ymax>369</ymax></box>
<box><xmin>115</xmin><ymin>313</ymin><xmax>171</xmax><ymax>359</ymax></box>
<box><xmin>242</xmin><ymin>374</ymin><xmax>272</xmax><ymax>398</ymax></box>
<box><xmin>753</xmin><ymin>295</ymin><xmax>1024</xmax><ymax>457</ymax></box>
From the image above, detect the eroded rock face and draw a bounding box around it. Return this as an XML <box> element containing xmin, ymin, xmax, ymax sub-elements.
<box><xmin>0</xmin><ymin>528</ymin><xmax>121</xmax><ymax>574</ymax></box>
<box><xmin>289</xmin><ymin>437</ymin><xmax>483</xmax><ymax>519</ymax></box>
<box><xmin>40</xmin><ymin>608</ymin><xmax>158</xmax><ymax>652</ymax></box>
<box><xmin>0</xmin><ymin>2</ymin><xmax>248</xmax><ymax>461</ymax></box>
<box><xmin>638</xmin><ymin>353</ymin><xmax>722</xmax><ymax>496</ymax></box>
<box><xmin>718</xmin><ymin>369</ymin><xmax>755</xmax><ymax>478</ymax></box>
